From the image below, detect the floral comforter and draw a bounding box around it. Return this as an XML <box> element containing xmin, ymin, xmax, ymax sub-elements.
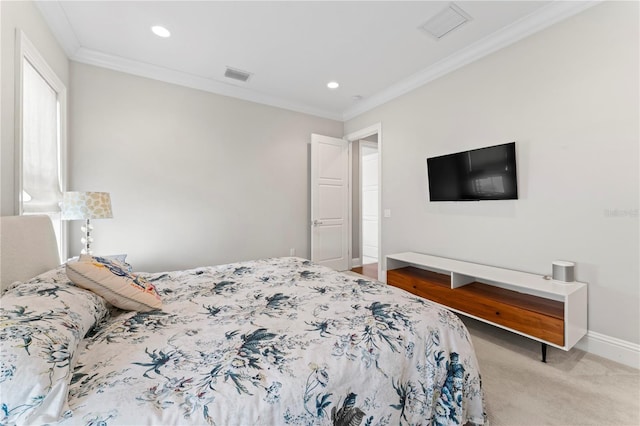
<box><xmin>1</xmin><ymin>257</ymin><xmax>485</xmax><ymax>425</ymax></box>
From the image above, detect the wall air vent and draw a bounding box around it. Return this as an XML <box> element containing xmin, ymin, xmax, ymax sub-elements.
<box><xmin>224</xmin><ymin>67</ymin><xmax>252</xmax><ymax>82</ymax></box>
<box><xmin>419</xmin><ymin>3</ymin><xmax>472</xmax><ymax>40</ymax></box>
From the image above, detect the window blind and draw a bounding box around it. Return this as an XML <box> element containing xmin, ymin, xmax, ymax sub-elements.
<box><xmin>22</xmin><ymin>59</ymin><xmax>62</xmax><ymax>213</ymax></box>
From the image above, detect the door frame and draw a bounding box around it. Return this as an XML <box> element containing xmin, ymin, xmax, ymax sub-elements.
<box><xmin>345</xmin><ymin>123</ymin><xmax>382</xmax><ymax>279</ymax></box>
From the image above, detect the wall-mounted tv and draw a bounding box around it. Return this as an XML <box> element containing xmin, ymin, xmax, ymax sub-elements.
<box><xmin>427</xmin><ymin>142</ymin><xmax>518</xmax><ymax>201</ymax></box>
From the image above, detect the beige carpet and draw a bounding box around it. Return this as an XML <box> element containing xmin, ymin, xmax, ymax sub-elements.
<box><xmin>462</xmin><ymin>317</ymin><xmax>640</xmax><ymax>426</ymax></box>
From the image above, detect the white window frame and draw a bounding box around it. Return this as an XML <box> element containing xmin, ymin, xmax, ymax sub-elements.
<box><xmin>15</xmin><ymin>29</ymin><xmax>68</xmax><ymax>261</ymax></box>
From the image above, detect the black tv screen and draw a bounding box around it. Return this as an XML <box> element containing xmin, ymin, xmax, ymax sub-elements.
<box><xmin>427</xmin><ymin>142</ymin><xmax>518</xmax><ymax>201</ymax></box>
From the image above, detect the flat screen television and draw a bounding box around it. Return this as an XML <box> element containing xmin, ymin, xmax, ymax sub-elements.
<box><xmin>427</xmin><ymin>142</ymin><xmax>518</xmax><ymax>201</ymax></box>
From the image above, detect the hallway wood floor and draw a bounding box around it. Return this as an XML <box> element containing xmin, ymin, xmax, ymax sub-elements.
<box><xmin>351</xmin><ymin>263</ymin><xmax>378</xmax><ymax>280</ymax></box>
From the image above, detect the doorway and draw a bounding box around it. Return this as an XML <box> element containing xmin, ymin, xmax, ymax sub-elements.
<box><xmin>345</xmin><ymin>124</ymin><xmax>381</xmax><ymax>281</ymax></box>
<box><xmin>310</xmin><ymin>124</ymin><xmax>382</xmax><ymax>279</ymax></box>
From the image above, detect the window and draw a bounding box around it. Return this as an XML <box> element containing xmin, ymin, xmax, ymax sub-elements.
<box><xmin>16</xmin><ymin>30</ymin><xmax>67</xmax><ymax>261</ymax></box>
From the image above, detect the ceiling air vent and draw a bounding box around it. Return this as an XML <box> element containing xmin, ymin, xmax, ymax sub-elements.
<box><xmin>419</xmin><ymin>3</ymin><xmax>472</xmax><ymax>40</ymax></box>
<box><xmin>224</xmin><ymin>67</ymin><xmax>252</xmax><ymax>82</ymax></box>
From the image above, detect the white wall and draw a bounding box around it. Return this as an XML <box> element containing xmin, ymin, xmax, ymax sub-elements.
<box><xmin>69</xmin><ymin>62</ymin><xmax>343</xmax><ymax>272</ymax></box>
<box><xmin>345</xmin><ymin>2</ymin><xmax>639</xmax><ymax>345</ymax></box>
<box><xmin>1</xmin><ymin>0</ymin><xmax>69</xmax><ymax>215</ymax></box>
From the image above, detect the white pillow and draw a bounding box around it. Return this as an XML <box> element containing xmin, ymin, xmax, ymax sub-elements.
<box><xmin>0</xmin><ymin>268</ymin><xmax>109</xmax><ymax>424</ymax></box>
<box><xmin>66</xmin><ymin>255</ymin><xmax>162</xmax><ymax>312</ymax></box>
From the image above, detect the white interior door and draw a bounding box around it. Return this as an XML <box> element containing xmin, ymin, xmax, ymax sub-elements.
<box><xmin>311</xmin><ymin>134</ymin><xmax>349</xmax><ymax>271</ymax></box>
<box><xmin>361</xmin><ymin>142</ymin><xmax>378</xmax><ymax>264</ymax></box>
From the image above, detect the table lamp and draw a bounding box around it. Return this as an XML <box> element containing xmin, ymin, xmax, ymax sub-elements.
<box><xmin>61</xmin><ymin>191</ymin><xmax>113</xmax><ymax>255</ymax></box>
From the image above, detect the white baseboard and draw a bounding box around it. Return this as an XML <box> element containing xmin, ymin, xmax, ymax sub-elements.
<box><xmin>575</xmin><ymin>331</ymin><xmax>640</xmax><ymax>370</ymax></box>
<box><xmin>352</xmin><ymin>258</ymin><xmax>361</xmax><ymax>268</ymax></box>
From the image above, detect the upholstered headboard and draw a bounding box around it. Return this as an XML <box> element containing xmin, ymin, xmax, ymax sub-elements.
<box><xmin>0</xmin><ymin>215</ymin><xmax>61</xmax><ymax>294</ymax></box>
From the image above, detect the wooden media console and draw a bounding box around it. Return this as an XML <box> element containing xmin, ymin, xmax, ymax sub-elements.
<box><xmin>386</xmin><ymin>252</ymin><xmax>587</xmax><ymax>362</ymax></box>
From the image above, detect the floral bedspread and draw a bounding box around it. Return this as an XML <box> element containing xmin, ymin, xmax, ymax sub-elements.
<box><xmin>3</xmin><ymin>257</ymin><xmax>485</xmax><ymax>425</ymax></box>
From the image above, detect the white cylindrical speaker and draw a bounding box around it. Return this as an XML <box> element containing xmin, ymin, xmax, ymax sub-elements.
<box><xmin>552</xmin><ymin>261</ymin><xmax>575</xmax><ymax>282</ymax></box>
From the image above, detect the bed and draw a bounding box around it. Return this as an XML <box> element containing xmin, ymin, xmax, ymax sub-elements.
<box><xmin>0</xmin><ymin>215</ymin><xmax>486</xmax><ymax>425</ymax></box>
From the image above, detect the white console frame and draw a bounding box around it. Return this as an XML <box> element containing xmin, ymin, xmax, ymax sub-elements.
<box><xmin>386</xmin><ymin>252</ymin><xmax>588</xmax><ymax>351</ymax></box>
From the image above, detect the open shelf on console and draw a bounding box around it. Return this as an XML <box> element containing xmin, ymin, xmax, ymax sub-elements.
<box><xmin>386</xmin><ymin>252</ymin><xmax>583</xmax><ymax>298</ymax></box>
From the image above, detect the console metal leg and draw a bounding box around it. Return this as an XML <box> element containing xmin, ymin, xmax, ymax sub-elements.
<box><xmin>541</xmin><ymin>343</ymin><xmax>547</xmax><ymax>363</ymax></box>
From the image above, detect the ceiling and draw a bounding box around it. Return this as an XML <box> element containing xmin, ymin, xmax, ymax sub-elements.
<box><xmin>36</xmin><ymin>1</ymin><xmax>597</xmax><ymax>121</ymax></box>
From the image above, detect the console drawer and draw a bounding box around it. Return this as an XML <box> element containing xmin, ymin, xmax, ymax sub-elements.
<box><xmin>387</xmin><ymin>267</ymin><xmax>565</xmax><ymax>346</ymax></box>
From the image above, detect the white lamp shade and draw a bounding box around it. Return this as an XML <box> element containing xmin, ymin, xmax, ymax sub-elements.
<box><xmin>61</xmin><ymin>192</ymin><xmax>113</xmax><ymax>220</ymax></box>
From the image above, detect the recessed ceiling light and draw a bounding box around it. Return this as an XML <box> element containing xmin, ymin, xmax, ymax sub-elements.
<box><xmin>151</xmin><ymin>25</ymin><xmax>171</xmax><ymax>38</ymax></box>
<box><xmin>327</xmin><ymin>81</ymin><xmax>339</xmax><ymax>90</ymax></box>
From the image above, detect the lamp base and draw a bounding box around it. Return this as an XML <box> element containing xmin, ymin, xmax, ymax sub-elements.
<box><xmin>80</xmin><ymin>219</ymin><xmax>94</xmax><ymax>255</ymax></box>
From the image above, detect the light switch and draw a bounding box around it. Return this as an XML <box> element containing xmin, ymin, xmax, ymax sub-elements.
<box><xmin>384</xmin><ymin>209</ymin><xmax>391</xmax><ymax>218</ymax></box>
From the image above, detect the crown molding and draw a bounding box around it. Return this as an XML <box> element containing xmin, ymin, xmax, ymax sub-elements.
<box><xmin>35</xmin><ymin>2</ymin><xmax>342</xmax><ymax>121</ymax></box>
<box><xmin>36</xmin><ymin>0</ymin><xmax>601</xmax><ymax>123</ymax></box>
<box><xmin>341</xmin><ymin>0</ymin><xmax>602</xmax><ymax>121</ymax></box>
<box><xmin>70</xmin><ymin>47</ymin><xmax>343</xmax><ymax>121</ymax></box>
